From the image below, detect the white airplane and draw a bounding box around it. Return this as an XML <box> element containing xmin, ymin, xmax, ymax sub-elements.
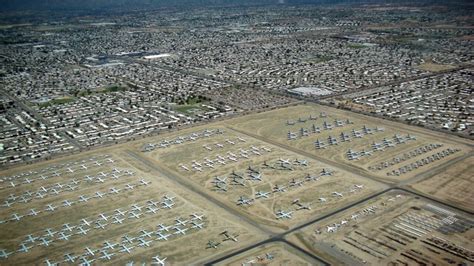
<box><xmin>23</xmin><ymin>178</ymin><xmax>33</xmax><ymax>184</ymax></box>
<box><xmin>84</xmin><ymin>247</ymin><xmax>96</xmax><ymax>256</ymax></box>
<box><xmin>255</xmin><ymin>191</ymin><xmax>270</xmax><ymax>199</ymax></box>
<box><xmin>11</xmin><ymin>213</ymin><xmax>24</xmax><ymax>221</ymax></box>
<box><xmin>320</xmin><ymin>168</ymin><xmax>333</xmax><ymax>176</ymax></box>
<box><xmin>146</xmin><ymin>207</ymin><xmax>159</xmax><ymax>214</ymax></box>
<box><xmin>83</xmin><ymin>175</ymin><xmax>94</xmax><ymax>182</ymax></box>
<box><xmin>122</xmin><ymin>235</ymin><xmax>135</xmax><ymax>244</ymax></box>
<box><xmin>139</xmin><ymin>179</ymin><xmax>151</xmax><ymax>186</ymax></box>
<box><xmin>125</xmin><ymin>183</ymin><xmax>135</xmax><ymax>190</ymax></box>
<box><xmin>28</xmin><ymin>209</ymin><xmax>40</xmax><ymax>216</ymax></box>
<box><xmin>147</xmin><ymin>200</ymin><xmax>159</xmax><ymax>207</ymax></box>
<box><xmin>237</xmin><ymin>196</ymin><xmax>254</xmax><ymax>206</ymax></box>
<box><xmin>273</xmin><ymin>184</ymin><xmax>287</xmax><ymax>193</ymax></box>
<box><xmin>131</xmin><ymin>204</ymin><xmax>143</xmax><ymax>212</ymax></box>
<box><xmin>237</xmin><ymin>137</ymin><xmax>246</xmax><ymax>142</ymax></box>
<box><xmin>50</xmin><ymin>188</ymin><xmax>60</xmax><ymax>195</ymax></box>
<box><xmin>100</xmin><ymin>250</ymin><xmax>115</xmax><ymax>261</ymax></box>
<box><xmin>278</xmin><ymin>158</ymin><xmax>291</xmax><ymax>165</ymax></box>
<box><xmin>44</xmin><ymin>259</ymin><xmax>58</xmax><ymax>266</ymax></box>
<box><xmin>95</xmin><ymin>221</ymin><xmax>108</xmax><ymax>230</ymax></box>
<box><xmin>319</xmin><ymin>198</ymin><xmax>327</xmax><ymax>202</ymax></box>
<box><xmin>354</xmin><ymin>184</ymin><xmax>364</xmax><ymax>189</ymax></box>
<box><xmin>129</xmin><ymin>212</ymin><xmax>142</xmax><ymax>219</ymax></box>
<box><xmin>80</xmin><ymin>218</ymin><xmax>92</xmax><ymax>227</ymax></box>
<box><xmin>96</xmin><ymin>177</ymin><xmax>105</xmax><ymax>183</ymax></box>
<box><xmin>76</xmin><ymin>227</ymin><xmax>90</xmax><ymax>236</ymax></box>
<box><xmin>80</xmin><ymin>164</ymin><xmax>88</xmax><ymax>170</ymax></box>
<box><xmin>63</xmin><ymin>253</ymin><xmax>77</xmax><ymax>263</ymax></box>
<box><xmin>38</xmin><ymin>238</ymin><xmax>53</xmax><ymax>247</ymax></box>
<box><xmin>248</xmin><ymin>172</ymin><xmax>262</xmax><ymax>181</ymax></box>
<box><xmin>190</xmin><ymin>213</ymin><xmax>204</xmax><ymax>221</ymax></box>
<box><xmin>191</xmin><ymin>221</ymin><xmax>204</xmax><ymax>229</ymax></box>
<box><xmin>203</xmin><ymin>145</ymin><xmax>212</xmax><ymax>151</ymax></box>
<box><xmin>79</xmin><ymin>257</ymin><xmax>95</xmax><ymax>266</ymax></box>
<box><xmin>119</xmin><ymin>245</ymin><xmax>134</xmax><ymax>254</ymax></box>
<box><xmin>67</xmin><ymin>167</ymin><xmax>75</xmax><ymax>173</ymax></box>
<box><xmin>112</xmin><ymin>217</ymin><xmax>125</xmax><ymax>224</ymax></box>
<box><xmin>78</xmin><ymin>195</ymin><xmax>90</xmax><ymax>202</ymax></box>
<box><xmin>175</xmin><ymin>218</ymin><xmax>188</xmax><ymax>226</ymax></box>
<box><xmin>35</xmin><ymin>192</ymin><xmax>45</xmax><ymax>199</ymax></box>
<box><xmin>179</xmin><ymin>164</ymin><xmax>190</xmax><ymax>171</ymax></box>
<box><xmin>327</xmin><ymin>225</ymin><xmax>337</xmax><ymax>232</ymax></box>
<box><xmin>206</xmin><ymin>240</ymin><xmax>220</xmax><ymax>249</ymax></box>
<box><xmin>98</xmin><ymin>213</ymin><xmax>109</xmax><ymax>221</ymax></box>
<box><xmin>275</xmin><ymin>210</ymin><xmax>293</xmax><ymax>219</ymax></box>
<box><xmin>58</xmin><ymin>232</ymin><xmax>71</xmax><ymax>241</ymax></box>
<box><xmin>18</xmin><ymin>243</ymin><xmax>31</xmax><ymax>253</ymax></box>
<box><xmin>109</xmin><ymin>187</ymin><xmax>121</xmax><ymax>194</ymax></box>
<box><xmin>103</xmin><ymin>241</ymin><xmax>117</xmax><ymax>250</ymax></box>
<box><xmin>221</xmin><ymin>231</ymin><xmax>239</xmax><ymax>242</ymax></box>
<box><xmin>140</xmin><ymin>230</ymin><xmax>153</xmax><ymax>238</ymax></box>
<box><xmin>157</xmin><ymin>224</ymin><xmax>172</xmax><ymax>232</ymax></box>
<box><xmin>137</xmin><ymin>238</ymin><xmax>152</xmax><ymax>247</ymax></box>
<box><xmin>152</xmin><ymin>255</ymin><xmax>167</xmax><ymax>266</ymax></box>
<box><xmin>294</xmin><ymin>159</ymin><xmax>308</xmax><ymax>166</ymax></box>
<box><xmin>95</xmin><ymin>191</ymin><xmax>105</xmax><ymax>198</ymax></box>
<box><xmin>63</xmin><ymin>200</ymin><xmax>74</xmax><ymax>207</ymax></box>
<box><xmin>173</xmin><ymin>227</ymin><xmax>189</xmax><ymax>235</ymax></box>
<box><xmin>332</xmin><ymin>192</ymin><xmax>343</xmax><ymax>197</ymax></box>
<box><xmin>161</xmin><ymin>201</ymin><xmax>175</xmax><ymax>209</ymax></box>
<box><xmin>225</xmin><ymin>139</ymin><xmax>235</xmax><ymax>145</ymax></box>
<box><xmin>216</xmin><ymin>143</ymin><xmax>224</xmax><ymax>148</ymax></box>
<box><xmin>24</xmin><ymin>234</ymin><xmax>37</xmax><ymax>243</ymax></box>
<box><xmin>62</xmin><ymin>223</ymin><xmax>75</xmax><ymax>232</ymax></box>
<box><xmin>157</xmin><ymin>232</ymin><xmax>171</xmax><ymax>241</ymax></box>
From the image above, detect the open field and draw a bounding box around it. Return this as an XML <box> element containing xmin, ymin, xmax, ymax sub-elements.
<box><xmin>410</xmin><ymin>155</ymin><xmax>474</xmax><ymax>212</ymax></box>
<box><xmin>416</xmin><ymin>62</ymin><xmax>457</xmax><ymax>72</ymax></box>
<box><xmin>221</xmin><ymin>103</ymin><xmax>472</xmax><ymax>182</ymax></box>
<box><xmin>136</xmin><ymin>126</ymin><xmax>385</xmax><ymax>232</ymax></box>
<box><xmin>287</xmin><ymin>190</ymin><xmax>474</xmax><ymax>265</ymax></box>
<box><xmin>0</xmin><ymin>149</ymin><xmax>264</xmax><ymax>265</ymax></box>
<box><xmin>215</xmin><ymin>242</ymin><xmax>323</xmax><ymax>266</ymax></box>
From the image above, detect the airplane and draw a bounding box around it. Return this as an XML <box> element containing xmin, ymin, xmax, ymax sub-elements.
<box><xmin>78</xmin><ymin>195</ymin><xmax>90</xmax><ymax>202</ymax></box>
<box><xmin>121</xmin><ymin>235</ymin><xmax>135</xmax><ymax>245</ymax></box>
<box><xmin>131</xmin><ymin>204</ymin><xmax>143</xmax><ymax>212</ymax></box>
<box><xmin>35</xmin><ymin>192</ymin><xmax>45</xmax><ymax>199</ymax></box>
<box><xmin>289</xmin><ymin>178</ymin><xmax>304</xmax><ymax>187</ymax></box>
<box><xmin>314</xmin><ymin>139</ymin><xmax>327</xmax><ymax>149</ymax></box>
<box><xmin>49</xmin><ymin>188</ymin><xmax>60</xmax><ymax>195</ymax></box>
<box><xmin>80</xmin><ymin>218</ymin><xmax>92</xmax><ymax>227</ymax></box>
<box><xmin>109</xmin><ymin>187</ymin><xmax>121</xmax><ymax>194</ymax></box>
<box><xmin>106</xmin><ymin>158</ymin><xmax>115</xmax><ymax>163</ymax></box>
<box><xmin>221</xmin><ymin>231</ymin><xmax>239</xmax><ymax>242</ymax></box>
<box><xmin>225</xmin><ymin>139</ymin><xmax>235</xmax><ymax>145</ymax></box>
<box><xmin>38</xmin><ymin>238</ymin><xmax>53</xmax><ymax>247</ymax></box>
<box><xmin>129</xmin><ymin>212</ymin><xmax>142</xmax><ymax>219</ymax></box>
<box><xmin>320</xmin><ymin>168</ymin><xmax>333</xmax><ymax>176</ymax></box>
<box><xmin>190</xmin><ymin>213</ymin><xmax>204</xmax><ymax>221</ymax></box>
<box><xmin>152</xmin><ymin>255</ymin><xmax>167</xmax><ymax>266</ymax></box>
<box><xmin>65</xmin><ymin>184</ymin><xmax>78</xmax><ymax>191</ymax></box>
<box><xmin>237</xmin><ymin>137</ymin><xmax>246</xmax><ymax>142</ymax></box>
<box><xmin>58</xmin><ymin>232</ymin><xmax>71</xmax><ymax>241</ymax></box>
<box><xmin>179</xmin><ymin>164</ymin><xmax>190</xmax><ymax>171</ymax></box>
<box><xmin>236</xmin><ymin>196</ymin><xmax>254</xmax><ymax>206</ymax></box>
<box><xmin>275</xmin><ymin>210</ymin><xmax>293</xmax><ymax>219</ymax></box>
<box><xmin>157</xmin><ymin>232</ymin><xmax>171</xmax><ymax>241</ymax></box>
<box><xmin>98</xmin><ymin>213</ymin><xmax>109</xmax><ymax>221</ymax></box>
<box><xmin>294</xmin><ymin>200</ymin><xmax>311</xmax><ymax>210</ymax></box>
<box><xmin>203</xmin><ymin>145</ymin><xmax>213</xmax><ymax>151</ymax></box>
<box><xmin>64</xmin><ymin>253</ymin><xmax>77</xmax><ymax>263</ymax></box>
<box><xmin>230</xmin><ymin>177</ymin><xmax>246</xmax><ymax>186</ymax></box>
<box><xmin>354</xmin><ymin>184</ymin><xmax>364</xmax><ymax>189</ymax></box>
<box><xmin>28</xmin><ymin>209</ymin><xmax>40</xmax><ymax>216</ymax></box>
<box><xmin>0</xmin><ymin>249</ymin><xmax>13</xmax><ymax>259</ymax></box>
<box><xmin>83</xmin><ymin>175</ymin><xmax>94</xmax><ymax>182</ymax></box>
<box><xmin>139</xmin><ymin>179</ymin><xmax>151</xmax><ymax>186</ymax></box>
<box><xmin>115</xmin><ymin>208</ymin><xmax>127</xmax><ymax>216</ymax></box>
<box><xmin>84</xmin><ymin>247</ymin><xmax>96</xmax><ymax>257</ymax></box>
<box><xmin>112</xmin><ymin>216</ymin><xmax>125</xmax><ymax>224</ymax></box>
<box><xmin>273</xmin><ymin>184</ymin><xmax>287</xmax><ymax>193</ymax></box>
<box><xmin>119</xmin><ymin>244</ymin><xmax>134</xmax><ymax>254</ymax></box>
<box><xmin>103</xmin><ymin>241</ymin><xmax>117</xmax><ymax>250</ymax></box>
<box><xmin>211</xmin><ymin>176</ymin><xmax>227</xmax><ymax>185</ymax></box>
<box><xmin>294</xmin><ymin>159</ymin><xmax>308</xmax><ymax>166</ymax></box>
<box><xmin>62</xmin><ymin>223</ymin><xmax>75</xmax><ymax>232</ymax></box>
<box><xmin>327</xmin><ymin>225</ymin><xmax>337</xmax><ymax>233</ymax></box>
<box><xmin>23</xmin><ymin>178</ymin><xmax>33</xmax><ymax>184</ymax></box>
<box><xmin>286</xmin><ymin>120</ymin><xmax>296</xmax><ymax>126</ymax></box>
<box><xmin>11</xmin><ymin>213</ymin><xmax>24</xmax><ymax>221</ymax></box>
<box><xmin>173</xmin><ymin>227</ymin><xmax>189</xmax><ymax>235</ymax></box>
<box><xmin>96</xmin><ymin>177</ymin><xmax>105</xmax><ymax>183</ymax></box>
<box><xmin>161</xmin><ymin>201</ymin><xmax>175</xmax><ymax>209</ymax></box>
<box><xmin>140</xmin><ymin>230</ymin><xmax>153</xmax><ymax>238</ymax></box>
<box><xmin>44</xmin><ymin>259</ymin><xmax>58</xmax><ymax>266</ymax></box>
<box><xmin>192</xmin><ymin>165</ymin><xmax>203</xmax><ymax>172</ymax></box>
<box><xmin>319</xmin><ymin>198</ymin><xmax>327</xmax><ymax>203</ymax></box>
<box><xmin>216</xmin><ymin>143</ymin><xmax>224</xmax><ymax>148</ymax></box>
<box><xmin>248</xmin><ymin>172</ymin><xmax>262</xmax><ymax>181</ymax></box>
<box><xmin>95</xmin><ymin>221</ymin><xmax>108</xmax><ymax>230</ymax></box>
<box><xmin>24</xmin><ymin>234</ymin><xmax>37</xmax><ymax>243</ymax></box>
<box><xmin>44</xmin><ymin>228</ymin><xmax>57</xmax><ymax>238</ymax></box>
<box><xmin>332</xmin><ymin>192</ymin><xmax>343</xmax><ymax>197</ymax></box>
<box><xmin>18</xmin><ymin>243</ymin><xmax>31</xmax><ymax>253</ymax></box>
<box><xmin>80</xmin><ymin>164</ymin><xmax>88</xmax><ymax>170</ymax></box>
<box><xmin>240</xmin><ymin>152</ymin><xmax>249</xmax><ymax>159</ymax></box>
<box><xmin>95</xmin><ymin>191</ymin><xmax>105</xmax><ymax>198</ymax></box>
<box><xmin>63</xmin><ymin>200</ymin><xmax>74</xmax><ymax>207</ymax></box>
<box><xmin>305</xmin><ymin>174</ymin><xmax>320</xmax><ymax>181</ymax></box>
<box><xmin>99</xmin><ymin>250</ymin><xmax>115</xmax><ymax>261</ymax></box>
<box><xmin>79</xmin><ymin>257</ymin><xmax>95</xmax><ymax>266</ymax></box>
<box><xmin>76</xmin><ymin>227</ymin><xmax>90</xmax><ymax>236</ymax></box>
<box><xmin>255</xmin><ymin>191</ymin><xmax>270</xmax><ymax>199</ymax></box>
<box><xmin>206</xmin><ymin>240</ymin><xmax>220</xmax><ymax>249</ymax></box>
<box><xmin>137</xmin><ymin>238</ymin><xmax>152</xmax><ymax>247</ymax></box>
<box><xmin>175</xmin><ymin>218</ymin><xmax>188</xmax><ymax>226</ymax></box>
<box><xmin>191</xmin><ymin>221</ymin><xmax>204</xmax><ymax>229</ymax></box>
<box><xmin>157</xmin><ymin>224</ymin><xmax>172</xmax><ymax>232</ymax></box>
<box><xmin>146</xmin><ymin>206</ymin><xmax>159</xmax><ymax>214</ymax></box>
<box><xmin>95</xmin><ymin>161</ymin><xmax>103</xmax><ymax>166</ymax></box>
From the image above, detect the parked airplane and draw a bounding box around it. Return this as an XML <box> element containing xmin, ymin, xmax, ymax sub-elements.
<box><xmin>206</xmin><ymin>240</ymin><xmax>220</xmax><ymax>249</ymax></box>
<box><xmin>0</xmin><ymin>250</ymin><xmax>13</xmax><ymax>259</ymax></box>
<box><xmin>152</xmin><ymin>255</ymin><xmax>167</xmax><ymax>266</ymax></box>
<box><xmin>275</xmin><ymin>210</ymin><xmax>293</xmax><ymax>219</ymax></box>
<box><xmin>221</xmin><ymin>231</ymin><xmax>239</xmax><ymax>242</ymax></box>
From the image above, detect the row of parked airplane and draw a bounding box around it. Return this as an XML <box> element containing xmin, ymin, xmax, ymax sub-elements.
<box><xmin>346</xmin><ymin>134</ymin><xmax>417</xmax><ymax>160</ymax></box>
<box><xmin>143</xmin><ymin>128</ymin><xmax>225</xmax><ymax>151</ymax></box>
<box><xmin>202</xmin><ymin>137</ymin><xmax>247</xmax><ymax>151</ymax></box>
<box><xmin>0</xmin><ymin>157</ymin><xmax>116</xmax><ymax>187</ymax></box>
<box><xmin>319</xmin><ymin>205</ymin><xmax>379</xmax><ymax>234</ymax></box>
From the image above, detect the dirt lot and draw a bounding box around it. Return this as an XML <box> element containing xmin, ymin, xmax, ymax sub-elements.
<box><xmin>287</xmin><ymin>190</ymin><xmax>474</xmax><ymax>265</ymax></box>
<box><xmin>410</xmin><ymin>155</ymin><xmax>474</xmax><ymax>212</ymax></box>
